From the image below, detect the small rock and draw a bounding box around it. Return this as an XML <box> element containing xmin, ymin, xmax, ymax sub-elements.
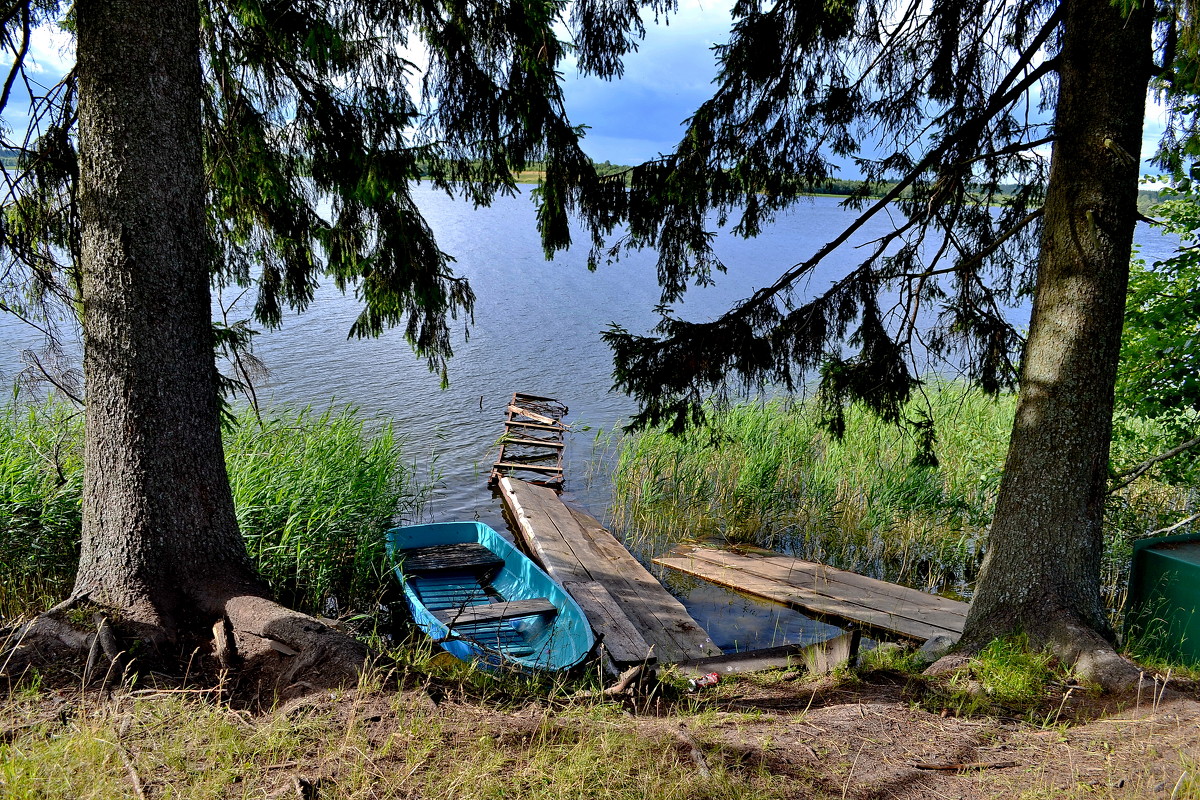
<box><xmin>874</xmin><ymin>642</ymin><xmax>904</xmax><ymax>657</ymax></box>
<box><xmin>913</xmin><ymin>635</ymin><xmax>958</xmax><ymax>668</ymax></box>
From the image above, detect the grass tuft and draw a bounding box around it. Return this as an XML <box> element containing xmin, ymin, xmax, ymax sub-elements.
<box><xmin>920</xmin><ymin>635</ymin><xmax>1072</xmax><ymax>721</ymax></box>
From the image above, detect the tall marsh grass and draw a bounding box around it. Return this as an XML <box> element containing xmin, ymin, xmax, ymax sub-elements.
<box><xmin>610</xmin><ymin>384</ymin><xmax>1015</xmax><ymax>596</ymax></box>
<box><xmin>226</xmin><ymin>407</ymin><xmax>426</xmax><ymax>614</ymax></box>
<box><xmin>0</xmin><ymin>403</ymin><xmax>84</xmax><ymax>616</ymax></box>
<box><xmin>609</xmin><ymin>383</ymin><xmax>1012</xmax><ymax>597</ymax></box>
<box><xmin>611</xmin><ymin>382</ymin><xmax>1199</xmax><ymax>602</ymax></box>
<box><xmin>0</xmin><ymin>402</ymin><xmax>424</xmax><ymax>619</ymax></box>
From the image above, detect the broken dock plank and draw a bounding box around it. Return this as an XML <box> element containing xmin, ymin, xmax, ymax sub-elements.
<box><xmin>499</xmin><ymin>476</ymin><xmax>721</xmax><ymax>664</ymax></box>
<box><xmin>565</xmin><ymin>580</ymin><xmax>654</xmax><ymax>665</ymax></box>
<box><xmin>490</xmin><ymin>393</ymin><xmax>568</xmax><ymax>488</ymax></box>
<box><xmin>654</xmin><ymin>544</ymin><xmax>967</xmax><ymax>642</ymax></box>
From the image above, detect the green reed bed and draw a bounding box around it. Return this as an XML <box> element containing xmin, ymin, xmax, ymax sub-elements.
<box><xmin>611</xmin><ymin>384</ymin><xmax>1199</xmax><ymax>602</ymax></box>
<box><xmin>0</xmin><ymin>403</ymin><xmax>424</xmax><ymax>619</ymax></box>
<box><xmin>226</xmin><ymin>407</ymin><xmax>426</xmax><ymax>615</ymax></box>
<box><xmin>610</xmin><ymin>384</ymin><xmax>1017</xmax><ymax>596</ymax></box>
<box><xmin>0</xmin><ymin>404</ymin><xmax>84</xmax><ymax>617</ymax></box>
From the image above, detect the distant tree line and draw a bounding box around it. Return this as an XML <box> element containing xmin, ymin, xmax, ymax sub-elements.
<box><xmin>415</xmin><ymin>159</ymin><xmax>1168</xmax><ymax>214</ymax></box>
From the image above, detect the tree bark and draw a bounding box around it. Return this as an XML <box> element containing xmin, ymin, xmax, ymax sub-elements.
<box><xmin>72</xmin><ymin>0</ymin><xmax>260</xmax><ymax>636</ymax></box>
<box><xmin>61</xmin><ymin>1</ymin><xmax>370</xmax><ymax>689</ymax></box>
<box><xmin>961</xmin><ymin>0</ymin><xmax>1151</xmax><ymax>686</ymax></box>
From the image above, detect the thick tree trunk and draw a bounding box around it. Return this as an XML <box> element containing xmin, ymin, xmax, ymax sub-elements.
<box><xmin>961</xmin><ymin>0</ymin><xmax>1151</xmax><ymax>686</ymax></box>
<box><xmin>59</xmin><ymin>1</ymin><xmax>368</xmax><ymax>688</ymax></box>
<box><xmin>72</xmin><ymin>0</ymin><xmax>258</xmax><ymax>634</ymax></box>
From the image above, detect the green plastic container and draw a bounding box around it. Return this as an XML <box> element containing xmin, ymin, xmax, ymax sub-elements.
<box><xmin>1126</xmin><ymin>531</ymin><xmax>1200</xmax><ymax>666</ymax></box>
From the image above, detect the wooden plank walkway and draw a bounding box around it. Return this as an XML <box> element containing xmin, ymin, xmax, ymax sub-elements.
<box><xmin>673</xmin><ymin>631</ymin><xmax>861</xmax><ymax>679</ymax></box>
<box><xmin>498</xmin><ymin>476</ymin><xmax>722</xmax><ymax>665</ymax></box>
<box><xmin>654</xmin><ymin>544</ymin><xmax>968</xmax><ymax>642</ymax></box>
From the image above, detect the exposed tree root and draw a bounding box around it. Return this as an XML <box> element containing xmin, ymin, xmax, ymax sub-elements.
<box><xmin>219</xmin><ymin>594</ymin><xmax>370</xmax><ymax>695</ymax></box>
<box><xmin>1</xmin><ymin>591</ymin><xmax>371</xmax><ymax>701</ymax></box>
<box><xmin>1040</xmin><ymin>617</ymin><xmax>1145</xmax><ymax>692</ymax></box>
<box><xmin>927</xmin><ymin>610</ymin><xmax>1150</xmax><ymax>693</ymax></box>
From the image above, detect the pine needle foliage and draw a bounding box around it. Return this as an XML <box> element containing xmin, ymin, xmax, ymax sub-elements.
<box><xmin>0</xmin><ymin>0</ymin><xmax>673</xmax><ymax>379</ymax></box>
<box><xmin>578</xmin><ymin>0</ymin><xmax>1069</xmax><ymax>433</ymax></box>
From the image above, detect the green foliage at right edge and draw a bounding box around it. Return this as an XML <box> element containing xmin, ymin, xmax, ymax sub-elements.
<box><xmin>1120</xmin><ymin>187</ymin><xmax>1200</xmax><ymax>427</ymax></box>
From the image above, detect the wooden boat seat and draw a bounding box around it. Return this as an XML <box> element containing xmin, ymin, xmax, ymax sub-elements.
<box><xmin>496</xmin><ymin>644</ymin><xmax>535</xmax><ymax>657</ymax></box>
<box><xmin>399</xmin><ymin>543</ymin><xmax>504</xmax><ymax>575</ymax></box>
<box><xmin>431</xmin><ymin>597</ymin><xmax>558</xmax><ymax>628</ymax></box>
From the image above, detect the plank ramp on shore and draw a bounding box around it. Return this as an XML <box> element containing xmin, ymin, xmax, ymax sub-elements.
<box><xmin>654</xmin><ymin>544</ymin><xmax>967</xmax><ymax>642</ymax></box>
<box><xmin>497</xmin><ymin>476</ymin><xmax>722</xmax><ymax>666</ymax></box>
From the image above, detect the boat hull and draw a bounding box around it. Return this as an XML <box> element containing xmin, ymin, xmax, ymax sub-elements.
<box><xmin>386</xmin><ymin>521</ymin><xmax>594</xmax><ymax>671</ymax></box>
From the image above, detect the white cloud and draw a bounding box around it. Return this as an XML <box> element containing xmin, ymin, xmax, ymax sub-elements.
<box><xmin>560</xmin><ymin>0</ymin><xmax>733</xmax><ymax>162</ymax></box>
<box><xmin>1141</xmin><ymin>92</ymin><xmax>1169</xmax><ymax>175</ymax></box>
<box><xmin>3</xmin><ymin>22</ymin><xmax>75</xmax><ymax>77</ymax></box>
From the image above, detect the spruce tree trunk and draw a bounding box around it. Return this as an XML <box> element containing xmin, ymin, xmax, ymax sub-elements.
<box><xmin>962</xmin><ymin>0</ymin><xmax>1151</xmax><ymax>681</ymax></box>
<box><xmin>72</xmin><ymin>0</ymin><xmax>259</xmax><ymax>635</ymax></box>
<box><xmin>65</xmin><ymin>1</ymin><xmax>369</xmax><ymax>687</ymax></box>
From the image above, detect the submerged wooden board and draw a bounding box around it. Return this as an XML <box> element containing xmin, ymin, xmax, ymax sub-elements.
<box><xmin>507</xmin><ymin>404</ymin><xmax>559</xmax><ymax>426</ymax></box>
<box><xmin>673</xmin><ymin>631</ymin><xmax>861</xmax><ymax>678</ymax></box>
<box><xmin>655</xmin><ymin>544</ymin><xmax>967</xmax><ymax>642</ymax></box>
<box><xmin>499</xmin><ymin>477</ymin><xmax>721</xmax><ymax>664</ymax></box>
<box><xmin>503</xmin><ymin>437</ymin><xmax>566</xmax><ymax>449</ymax></box>
<box><xmin>491</xmin><ymin>393</ymin><xmax>567</xmax><ymax>487</ymax></box>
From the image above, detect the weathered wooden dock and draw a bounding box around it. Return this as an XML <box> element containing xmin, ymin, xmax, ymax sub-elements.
<box><xmin>489</xmin><ymin>393</ymin><xmax>568</xmax><ymax>488</ymax></box>
<box><xmin>654</xmin><ymin>544</ymin><xmax>968</xmax><ymax>643</ymax></box>
<box><xmin>497</xmin><ymin>476</ymin><xmax>722</xmax><ymax>667</ymax></box>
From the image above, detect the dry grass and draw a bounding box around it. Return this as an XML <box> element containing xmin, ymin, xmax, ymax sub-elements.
<box><xmin>0</xmin><ymin>685</ymin><xmax>788</xmax><ymax>799</ymax></box>
<box><xmin>2</xmin><ymin>648</ymin><xmax>1199</xmax><ymax>800</ymax></box>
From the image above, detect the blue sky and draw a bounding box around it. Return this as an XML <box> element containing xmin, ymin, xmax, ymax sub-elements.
<box><xmin>559</xmin><ymin>0</ymin><xmax>732</xmax><ymax>164</ymax></box>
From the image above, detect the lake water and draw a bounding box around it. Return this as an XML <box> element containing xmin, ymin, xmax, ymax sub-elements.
<box><xmin>0</xmin><ymin>187</ymin><xmax>1183</xmax><ymax>652</ymax></box>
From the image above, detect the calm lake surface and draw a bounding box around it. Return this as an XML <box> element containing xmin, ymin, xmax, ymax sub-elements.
<box><xmin>0</xmin><ymin>187</ymin><xmax>1183</xmax><ymax>652</ymax></box>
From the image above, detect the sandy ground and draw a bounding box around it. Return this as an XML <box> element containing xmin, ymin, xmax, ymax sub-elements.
<box><xmin>306</xmin><ymin>666</ymin><xmax>1200</xmax><ymax>800</ymax></box>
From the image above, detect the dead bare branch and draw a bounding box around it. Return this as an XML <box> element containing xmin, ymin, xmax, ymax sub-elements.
<box><xmin>1109</xmin><ymin>434</ymin><xmax>1200</xmax><ymax>493</ymax></box>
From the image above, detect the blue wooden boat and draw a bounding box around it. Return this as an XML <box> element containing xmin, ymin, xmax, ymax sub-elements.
<box><xmin>385</xmin><ymin>521</ymin><xmax>595</xmax><ymax>671</ymax></box>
